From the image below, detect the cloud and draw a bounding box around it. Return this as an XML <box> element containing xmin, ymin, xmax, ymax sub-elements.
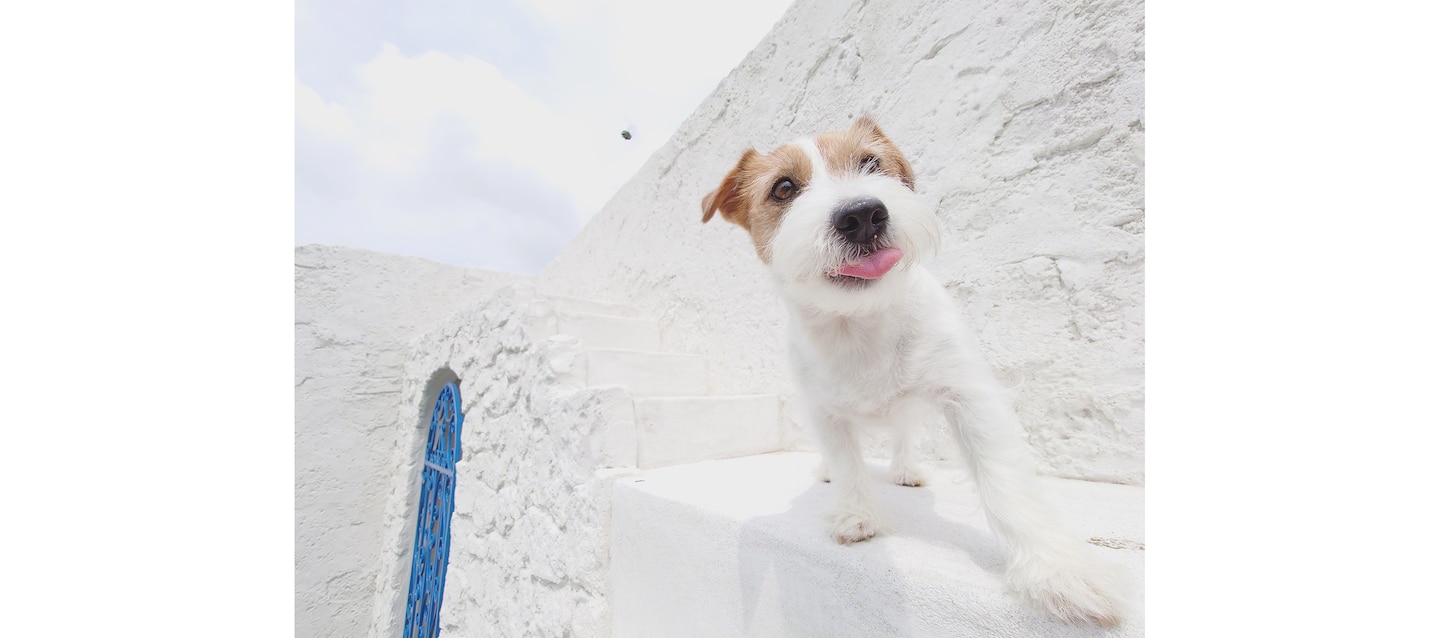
<box><xmin>296</xmin><ymin>114</ymin><xmax>579</xmax><ymax>273</ymax></box>
<box><xmin>295</xmin><ymin>0</ymin><xmax>792</xmax><ymax>273</ymax></box>
<box><xmin>297</xmin><ymin>46</ymin><xmax>602</xmax><ymax>273</ymax></box>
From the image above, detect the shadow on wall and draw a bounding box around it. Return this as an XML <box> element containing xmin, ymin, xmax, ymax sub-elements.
<box><xmin>403</xmin><ymin>367</ymin><xmax>464</xmax><ymax>524</ymax></box>
<box><xmin>416</xmin><ymin>368</ymin><xmax>462</xmax><ymax>435</ymax></box>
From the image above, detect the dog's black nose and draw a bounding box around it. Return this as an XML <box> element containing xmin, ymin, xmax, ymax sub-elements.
<box><xmin>831</xmin><ymin>197</ymin><xmax>889</xmax><ymax>244</ymax></box>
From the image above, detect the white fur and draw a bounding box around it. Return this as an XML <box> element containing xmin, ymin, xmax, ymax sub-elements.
<box><xmin>766</xmin><ymin>136</ymin><xmax>1129</xmax><ymax>626</ymax></box>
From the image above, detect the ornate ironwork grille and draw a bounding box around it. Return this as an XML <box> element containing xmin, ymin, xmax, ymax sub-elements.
<box><xmin>403</xmin><ymin>382</ymin><xmax>463</xmax><ymax>638</ymax></box>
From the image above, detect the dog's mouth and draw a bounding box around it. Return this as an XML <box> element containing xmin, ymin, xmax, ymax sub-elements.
<box><xmin>825</xmin><ymin>246</ymin><xmax>904</xmax><ymax>286</ymax></box>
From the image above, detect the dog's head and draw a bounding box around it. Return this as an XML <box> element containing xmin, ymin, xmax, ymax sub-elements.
<box><xmin>702</xmin><ymin>116</ymin><xmax>940</xmax><ymax>314</ymax></box>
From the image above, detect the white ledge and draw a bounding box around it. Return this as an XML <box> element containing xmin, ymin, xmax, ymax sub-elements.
<box><xmin>610</xmin><ymin>452</ymin><xmax>1145</xmax><ymax>637</ymax></box>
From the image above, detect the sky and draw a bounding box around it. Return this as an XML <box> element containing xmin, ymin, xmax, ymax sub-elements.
<box><xmin>296</xmin><ymin>0</ymin><xmax>793</xmax><ymax>274</ymax></box>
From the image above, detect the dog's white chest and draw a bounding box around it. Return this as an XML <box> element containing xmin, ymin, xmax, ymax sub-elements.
<box><xmin>791</xmin><ymin>317</ymin><xmax>914</xmax><ymax>416</ymax></box>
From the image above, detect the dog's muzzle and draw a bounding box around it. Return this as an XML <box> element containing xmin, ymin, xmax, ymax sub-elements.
<box><xmin>831</xmin><ymin>197</ymin><xmax>888</xmax><ymax>245</ymax></box>
<box><xmin>825</xmin><ymin>197</ymin><xmax>903</xmax><ymax>283</ymax></box>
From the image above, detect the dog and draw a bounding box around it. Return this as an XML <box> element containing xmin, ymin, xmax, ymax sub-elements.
<box><xmin>700</xmin><ymin>116</ymin><xmax>1129</xmax><ymax>626</ymax></box>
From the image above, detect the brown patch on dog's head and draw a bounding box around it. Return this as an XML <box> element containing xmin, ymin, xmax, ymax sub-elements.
<box><xmin>815</xmin><ymin>115</ymin><xmax>915</xmax><ymax>190</ymax></box>
<box><xmin>702</xmin><ymin>117</ymin><xmax>913</xmax><ymax>263</ymax></box>
<box><xmin>701</xmin><ymin>144</ymin><xmax>814</xmax><ymax>263</ymax></box>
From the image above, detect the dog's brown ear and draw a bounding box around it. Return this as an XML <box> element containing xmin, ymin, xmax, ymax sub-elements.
<box><xmin>702</xmin><ymin>149</ymin><xmax>757</xmax><ymax>227</ymax></box>
<box><xmin>851</xmin><ymin>115</ymin><xmax>915</xmax><ymax>190</ymax></box>
<box><xmin>851</xmin><ymin>114</ymin><xmax>882</xmax><ymax>136</ymax></box>
<box><xmin>888</xmin><ymin>144</ymin><xmax>917</xmax><ymax>191</ymax></box>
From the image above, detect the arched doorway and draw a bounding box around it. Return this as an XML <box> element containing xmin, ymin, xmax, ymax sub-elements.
<box><xmin>402</xmin><ymin>381</ymin><xmax>463</xmax><ymax>638</ymax></box>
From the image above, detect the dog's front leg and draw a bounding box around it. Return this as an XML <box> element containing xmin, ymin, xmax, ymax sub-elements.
<box><xmin>939</xmin><ymin>388</ymin><xmax>1128</xmax><ymax>626</ymax></box>
<box><xmin>886</xmin><ymin>396</ymin><xmax>933</xmax><ymax>487</ymax></box>
<box><xmin>812</xmin><ymin>410</ymin><xmax>881</xmax><ymax>544</ymax></box>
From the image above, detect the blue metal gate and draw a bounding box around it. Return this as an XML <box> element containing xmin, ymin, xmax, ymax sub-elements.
<box><xmin>403</xmin><ymin>382</ymin><xmax>463</xmax><ymax>638</ymax></box>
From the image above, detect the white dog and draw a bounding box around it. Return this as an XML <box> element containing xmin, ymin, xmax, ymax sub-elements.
<box><xmin>701</xmin><ymin>117</ymin><xmax>1128</xmax><ymax>626</ymax></box>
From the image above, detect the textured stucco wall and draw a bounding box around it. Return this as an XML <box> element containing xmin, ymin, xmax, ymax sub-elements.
<box><xmin>539</xmin><ymin>0</ymin><xmax>1144</xmax><ymax>484</ymax></box>
<box><xmin>295</xmin><ymin>245</ymin><xmax>532</xmax><ymax>637</ymax></box>
<box><xmin>367</xmin><ymin>287</ymin><xmax>631</xmax><ymax>638</ymax></box>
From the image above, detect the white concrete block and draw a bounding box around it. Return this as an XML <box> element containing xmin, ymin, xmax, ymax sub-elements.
<box><xmin>594</xmin><ymin>387</ymin><xmax>639</xmax><ymax>469</ymax></box>
<box><xmin>610</xmin><ymin>452</ymin><xmax>1145</xmax><ymax>637</ymax></box>
<box><xmin>556</xmin><ymin>310</ymin><xmax>662</xmax><ymax>350</ymax></box>
<box><xmin>632</xmin><ymin>395</ymin><xmax>782</xmax><ymax>468</ymax></box>
<box><xmin>549</xmin><ymin>295</ymin><xmax>641</xmax><ymax>318</ymax></box>
<box><xmin>585</xmin><ymin>348</ymin><xmax>708</xmax><ymax>397</ymax></box>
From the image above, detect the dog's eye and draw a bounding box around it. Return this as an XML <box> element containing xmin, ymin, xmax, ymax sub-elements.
<box><xmin>770</xmin><ymin>178</ymin><xmax>796</xmax><ymax>202</ymax></box>
<box><xmin>858</xmin><ymin>155</ymin><xmax>880</xmax><ymax>174</ymax></box>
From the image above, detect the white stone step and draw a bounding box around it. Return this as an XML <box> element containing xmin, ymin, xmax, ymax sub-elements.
<box><xmin>556</xmin><ymin>310</ymin><xmax>661</xmax><ymax>350</ymax></box>
<box><xmin>584</xmin><ymin>348</ymin><xmax>708</xmax><ymax>397</ymax></box>
<box><xmin>632</xmin><ymin>395</ymin><xmax>782</xmax><ymax>468</ymax></box>
<box><xmin>610</xmin><ymin>452</ymin><xmax>1145</xmax><ymax>637</ymax></box>
<box><xmin>548</xmin><ymin>294</ymin><xmax>640</xmax><ymax>318</ymax></box>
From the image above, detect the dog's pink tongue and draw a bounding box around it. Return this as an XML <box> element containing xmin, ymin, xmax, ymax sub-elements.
<box><xmin>836</xmin><ymin>247</ymin><xmax>904</xmax><ymax>279</ymax></box>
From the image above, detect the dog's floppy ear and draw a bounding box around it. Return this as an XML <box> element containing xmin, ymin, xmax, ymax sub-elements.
<box><xmin>702</xmin><ymin>149</ymin><xmax>758</xmax><ymax>228</ymax></box>
<box><xmin>851</xmin><ymin>115</ymin><xmax>916</xmax><ymax>190</ymax></box>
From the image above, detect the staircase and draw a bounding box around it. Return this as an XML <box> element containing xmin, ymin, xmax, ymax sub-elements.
<box><xmin>531</xmin><ymin>295</ymin><xmax>1145</xmax><ymax>637</ymax></box>
<box><xmin>528</xmin><ymin>295</ymin><xmax>785</xmax><ymax>468</ymax></box>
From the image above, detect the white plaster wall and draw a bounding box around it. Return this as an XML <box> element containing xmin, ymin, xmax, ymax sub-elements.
<box><xmin>539</xmin><ymin>0</ymin><xmax>1145</xmax><ymax>484</ymax></box>
<box><xmin>295</xmin><ymin>245</ymin><xmax>532</xmax><ymax>637</ymax></box>
<box><xmin>367</xmin><ymin>287</ymin><xmax>631</xmax><ymax>638</ymax></box>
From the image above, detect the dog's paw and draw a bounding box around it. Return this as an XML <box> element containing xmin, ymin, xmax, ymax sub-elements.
<box><xmin>1006</xmin><ymin>549</ymin><xmax>1130</xmax><ymax>627</ymax></box>
<box><xmin>826</xmin><ymin>508</ymin><xmax>880</xmax><ymax>544</ymax></box>
<box><xmin>889</xmin><ymin>463</ymin><xmax>929</xmax><ymax>487</ymax></box>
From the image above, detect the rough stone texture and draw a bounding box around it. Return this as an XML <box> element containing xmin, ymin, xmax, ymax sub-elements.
<box><xmin>295</xmin><ymin>245</ymin><xmax>531</xmax><ymax>637</ymax></box>
<box><xmin>367</xmin><ymin>287</ymin><xmax>634</xmax><ymax>638</ymax></box>
<box><xmin>539</xmin><ymin>0</ymin><xmax>1145</xmax><ymax>484</ymax></box>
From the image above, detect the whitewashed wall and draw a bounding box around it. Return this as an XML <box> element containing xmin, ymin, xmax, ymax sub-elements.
<box><xmin>295</xmin><ymin>245</ymin><xmax>531</xmax><ymax>637</ymax></box>
<box><xmin>539</xmin><ymin>0</ymin><xmax>1145</xmax><ymax>484</ymax></box>
<box><xmin>366</xmin><ymin>287</ymin><xmax>633</xmax><ymax>638</ymax></box>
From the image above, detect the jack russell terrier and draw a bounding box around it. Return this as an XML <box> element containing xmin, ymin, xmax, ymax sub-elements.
<box><xmin>701</xmin><ymin>116</ymin><xmax>1129</xmax><ymax>626</ymax></box>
